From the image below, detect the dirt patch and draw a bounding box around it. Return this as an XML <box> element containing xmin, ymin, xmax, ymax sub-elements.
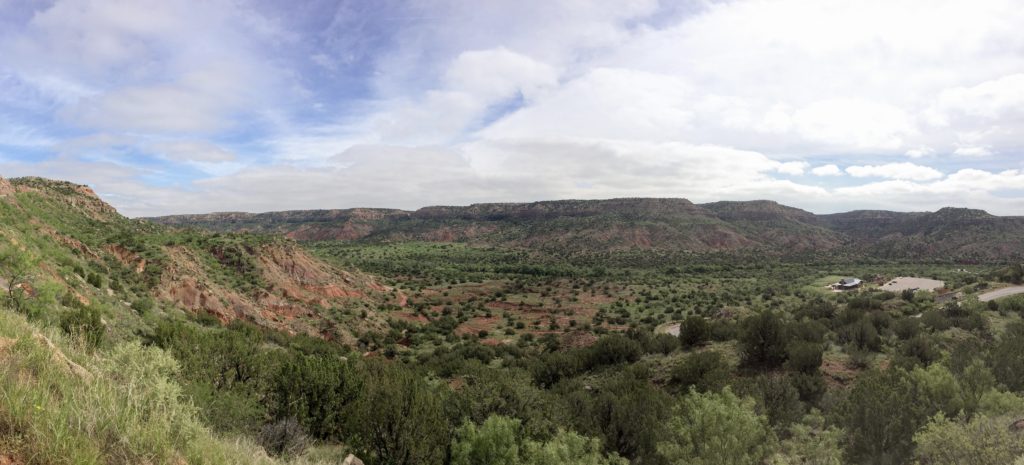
<box><xmin>105</xmin><ymin>244</ymin><xmax>146</xmax><ymax>273</ymax></box>
<box><xmin>658</xmin><ymin>322</ymin><xmax>682</xmax><ymax>337</ymax></box>
<box><xmin>821</xmin><ymin>355</ymin><xmax>859</xmax><ymax>387</ymax></box>
<box><xmin>880</xmin><ymin>277</ymin><xmax>944</xmax><ymax>292</ymax></box>
<box><xmin>390</xmin><ymin>311</ymin><xmax>429</xmax><ymax>324</ymax></box>
<box><xmin>561</xmin><ymin>331</ymin><xmax>598</xmax><ymax>349</ymax></box>
<box><xmin>455</xmin><ymin>316</ymin><xmax>502</xmax><ymax>336</ymax></box>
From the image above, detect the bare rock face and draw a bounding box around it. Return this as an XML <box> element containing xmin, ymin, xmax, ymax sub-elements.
<box><xmin>342</xmin><ymin>454</ymin><xmax>365</xmax><ymax>465</ymax></box>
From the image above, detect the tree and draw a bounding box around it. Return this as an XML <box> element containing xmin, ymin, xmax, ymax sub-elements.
<box><xmin>678</xmin><ymin>316</ymin><xmax>710</xmax><ymax>348</ymax></box>
<box><xmin>523</xmin><ymin>430</ymin><xmax>628</xmax><ymax>465</ymax></box>
<box><xmin>770</xmin><ymin>412</ymin><xmax>843</xmax><ymax>465</ymax></box>
<box><xmin>900</xmin><ymin>334</ymin><xmax>940</xmax><ymax>367</ymax></box>
<box><xmin>836</xmin><ymin>368</ymin><xmax>927</xmax><ymax>465</ymax></box>
<box><xmin>451</xmin><ymin>415</ymin><xmax>628</xmax><ymax>465</ymax></box>
<box><xmin>740</xmin><ymin>312</ymin><xmax>789</xmax><ymax>369</ymax></box>
<box><xmin>914</xmin><ymin>413</ymin><xmax>1024</xmax><ymax>465</ymax></box>
<box><xmin>451</xmin><ymin>415</ymin><xmax>522</xmax><ymax>465</ymax></box>
<box><xmin>658</xmin><ymin>388</ymin><xmax>775</xmax><ymax>465</ymax></box>
<box><xmin>957</xmin><ymin>360</ymin><xmax>996</xmax><ymax>417</ymax></box>
<box><xmin>453</xmin><ymin>365</ymin><xmax>564</xmax><ymax>438</ymax></box>
<box><xmin>990</xmin><ymin>322</ymin><xmax>1024</xmax><ymax>392</ymax></box>
<box><xmin>670</xmin><ymin>351</ymin><xmax>732</xmax><ymax>393</ymax></box>
<box><xmin>785</xmin><ymin>342</ymin><xmax>823</xmax><ymax>374</ymax></box>
<box><xmin>839</xmin><ymin>318</ymin><xmax>880</xmax><ymax>352</ymax></box>
<box><xmin>739</xmin><ymin>374</ymin><xmax>803</xmax><ymax>428</ymax></box>
<box><xmin>909</xmin><ymin>364</ymin><xmax>965</xmax><ymax>420</ymax></box>
<box><xmin>271</xmin><ymin>353</ymin><xmax>361</xmax><ymax>440</ymax></box>
<box><xmin>348</xmin><ymin>361</ymin><xmax>450</xmax><ymax>465</ymax></box>
<box><xmin>561</xmin><ymin>374</ymin><xmax>672</xmax><ymax>463</ymax></box>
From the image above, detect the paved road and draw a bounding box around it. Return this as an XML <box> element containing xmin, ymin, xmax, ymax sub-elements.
<box><xmin>979</xmin><ymin>286</ymin><xmax>1024</xmax><ymax>302</ymax></box>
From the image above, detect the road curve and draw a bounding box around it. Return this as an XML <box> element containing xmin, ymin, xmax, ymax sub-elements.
<box><xmin>979</xmin><ymin>286</ymin><xmax>1024</xmax><ymax>302</ymax></box>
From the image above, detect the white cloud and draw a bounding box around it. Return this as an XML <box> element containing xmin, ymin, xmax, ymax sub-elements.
<box><xmin>480</xmin><ymin>68</ymin><xmax>694</xmax><ymax>141</ymax></box>
<box><xmin>43</xmin><ymin>139</ymin><xmax>824</xmax><ymax>216</ymax></box>
<box><xmin>4</xmin><ymin>0</ymin><xmax>290</xmax><ymax>136</ymax></box>
<box><xmin>148</xmin><ymin>140</ymin><xmax>235</xmax><ymax>162</ymax></box>
<box><xmin>833</xmin><ymin>168</ymin><xmax>1024</xmax><ymax>214</ymax></box>
<box><xmin>811</xmin><ymin>164</ymin><xmax>843</xmax><ymax>176</ymax></box>
<box><xmin>953</xmin><ymin>146</ymin><xmax>993</xmax><ymax>157</ymax></box>
<box><xmin>62</xmin><ymin>75</ymin><xmax>244</xmax><ymax>133</ymax></box>
<box><xmin>904</xmin><ymin>146</ymin><xmax>935</xmax><ymax>158</ymax></box>
<box><xmin>369</xmin><ymin>48</ymin><xmax>560</xmax><ymax>144</ymax></box>
<box><xmin>4</xmin><ymin>0</ymin><xmax>1024</xmax><ymax>216</ymax></box>
<box><xmin>596</xmin><ymin>0</ymin><xmax>1024</xmax><ymax>156</ymax></box>
<box><xmin>931</xmin><ymin>74</ymin><xmax>1024</xmax><ymax>121</ymax></box>
<box><xmin>791</xmin><ymin>99</ymin><xmax>914</xmax><ymax>151</ymax></box>
<box><xmin>775</xmin><ymin>161</ymin><xmax>809</xmax><ymax>176</ymax></box>
<box><xmin>846</xmin><ymin>162</ymin><xmax>944</xmax><ymax>181</ymax></box>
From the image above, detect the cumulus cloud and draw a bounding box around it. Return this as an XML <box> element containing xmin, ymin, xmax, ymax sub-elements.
<box><xmin>2</xmin><ymin>0</ymin><xmax>1024</xmax><ymax>216</ymax></box>
<box><xmin>811</xmin><ymin>164</ymin><xmax>843</xmax><ymax>176</ymax></box>
<box><xmin>775</xmin><ymin>161</ymin><xmax>809</xmax><ymax>176</ymax></box>
<box><xmin>791</xmin><ymin>99</ymin><xmax>914</xmax><ymax>151</ymax></box>
<box><xmin>953</xmin><ymin>146</ymin><xmax>993</xmax><ymax>157</ymax></box>
<box><xmin>845</xmin><ymin>163</ymin><xmax>944</xmax><ymax>181</ymax></box>
<box><xmin>833</xmin><ymin>169</ymin><xmax>1024</xmax><ymax>213</ymax></box>
<box><xmin>905</xmin><ymin>146</ymin><xmax>935</xmax><ymax>158</ymax></box>
<box><xmin>930</xmin><ymin>74</ymin><xmax>1024</xmax><ymax>122</ymax></box>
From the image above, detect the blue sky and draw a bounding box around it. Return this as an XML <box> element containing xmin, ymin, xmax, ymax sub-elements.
<box><xmin>1</xmin><ymin>0</ymin><xmax>1023</xmax><ymax>216</ymax></box>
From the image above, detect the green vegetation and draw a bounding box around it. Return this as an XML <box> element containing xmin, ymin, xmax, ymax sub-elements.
<box><xmin>5</xmin><ymin>177</ymin><xmax>1024</xmax><ymax>464</ymax></box>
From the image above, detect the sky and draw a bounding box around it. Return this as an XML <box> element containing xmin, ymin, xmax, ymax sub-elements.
<box><xmin>1</xmin><ymin>0</ymin><xmax>1023</xmax><ymax>217</ymax></box>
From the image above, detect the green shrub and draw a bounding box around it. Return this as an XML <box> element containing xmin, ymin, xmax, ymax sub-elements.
<box><xmin>258</xmin><ymin>418</ymin><xmax>309</xmax><ymax>458</ymax></box>
<box><xmin>678</xmin><ymin>316</ymin><xmax>710</xmax><ymax>348</ymax></box>
<box><xmin>671</xmin><ymin>351</ymin><xmax>732</xmax><ymax>393</ymax></box>
<box><xmin>347</xmin><ymin>361</ymin><xmax>450</xmax><ymax>465</ymax></box>
<box><xmin>60</xmin><ymin>305</ymin><xmax>105</xmax><ymax>349</ymax></box>
<box><xmin>785</xmin><ymin>342</ymin><xmax>823</xmax><ymax>374</ymax></box>
<box><xmin>740</xmin><ymin>311</ymin><xmax>788</xmax><ymax>369</ymax></box>
<box><xmin>131</xmin><ymin>297</ymin><xmax>156</xmax><ymax>315</ymax></box>
<box><xmin>739</xmin><ymin>374</ymin><xmax>803</xmax><ymax>428</ymax></box>
<box><xmin>914</xmin><ymin>413</ymin><xmax>1024</xmax><ymax>465</ymax></box>
<box><xmin>658</xmin><ymin>388</ymin><xmax>774</xmax><ymax>465</ymax></box>
<box><xmin>990</xmin><ymin>322</ymin><xmax>1024</xmax><ymax>392</ymax></box>
<box><xmin>271</xmin><ymin>353</ymin><xmax>361</xmax><ymax>440</ymax></box>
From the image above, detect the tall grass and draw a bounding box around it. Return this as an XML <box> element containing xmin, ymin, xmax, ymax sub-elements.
<box><xmin>0</xmin><ymin>309</ymin><xmax>284</xmax><ymax>465</ymax></box>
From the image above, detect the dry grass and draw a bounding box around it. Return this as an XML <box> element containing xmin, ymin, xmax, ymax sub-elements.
<box><xmin>0</xmin><ymin>309</ymin><xmax>338</xmax><ymax>465</ymax></box>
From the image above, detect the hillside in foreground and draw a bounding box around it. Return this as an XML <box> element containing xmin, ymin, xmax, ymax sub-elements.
<box><xmin>0</xmin><ymin>176</ymin><xmax>397</xmax><ymax>344</ymax></box>
<box><xmin>148</xmin><ymin>198</ymin><xmax>1024</xmax><ymax>262</ymax></box>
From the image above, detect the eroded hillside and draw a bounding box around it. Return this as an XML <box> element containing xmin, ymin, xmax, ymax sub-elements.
<box><xmin>0</xmin><ymin>176</ymin><xmax>396</xmax><ymax>343</ymax></box>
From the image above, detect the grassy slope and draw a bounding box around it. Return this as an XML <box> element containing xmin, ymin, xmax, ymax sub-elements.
<box><xmin>0</xmin><ymin>309</ymin><xmax>283</xmax><ymax>465</ymax></box>
<box><xmin>0</xmin><ymin>178</ymin><xmax>378</xmax><ymax>463</ymax></box>
<box><xmin>0</xmin><ymin>177</ymin><xmax>391</xmax><ymax>343</ymax></box>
